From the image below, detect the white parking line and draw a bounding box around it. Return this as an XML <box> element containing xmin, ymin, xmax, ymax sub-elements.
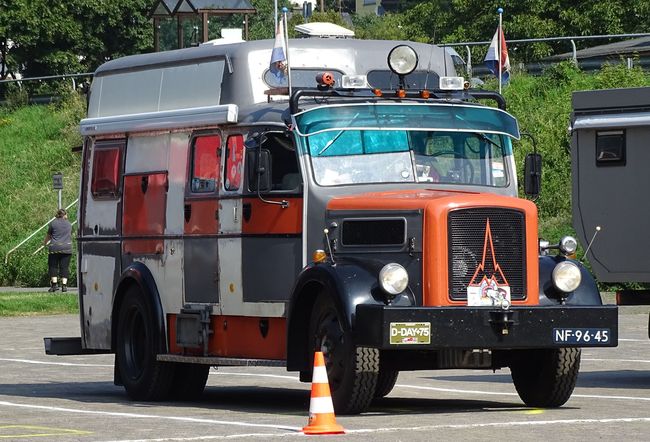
<box><xmin>97</xmin><ymin>416</ymin><xmax>650</xmax><ymax>441</ymax></box>
<box><xmin>583</xmin><ymin>358</ymin><xmax>650</xmax><ymax>363</ymax></box>
<box><xmin>0</xmin><ymin>401</ymin><xmax>301</xmax><ymax>432</ymax></box>
<box><xmin>0</xmin><ymin>357</ymin><xmax>112</xmax><ymax>367</ymax></box>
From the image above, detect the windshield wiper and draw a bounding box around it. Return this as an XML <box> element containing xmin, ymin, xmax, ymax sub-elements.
<box><xmin>472</xmin><ymin>132</ymin><xmax>502</xmax><ymax>150</ymax></box>
<box><xmin>317</xmin><ymin>112</ymin><xmax>360</xmax><ymax>156</ymax></box>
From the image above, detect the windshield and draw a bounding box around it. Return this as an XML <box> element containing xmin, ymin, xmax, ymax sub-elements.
<box><xmin>294</xmin><ymin>103</ymin><xmax>517</xmax><ymax>187</ymax></box>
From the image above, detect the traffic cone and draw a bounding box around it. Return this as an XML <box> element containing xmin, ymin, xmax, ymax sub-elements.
<box><xmin>302</xmin><ymin>351</ymin><xmax>345</xmax><ymax>435</ymax></box>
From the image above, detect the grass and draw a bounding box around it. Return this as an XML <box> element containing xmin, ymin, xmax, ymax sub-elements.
<box><xmin>0</xmin><ymin>291</ymin><xmax>79</xmax><ymax>316</ymax></box>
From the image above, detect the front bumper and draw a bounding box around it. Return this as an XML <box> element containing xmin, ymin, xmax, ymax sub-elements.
<box><xmin>355</xmin><ymin>305</ymin><xmax>618</xmax><ymax>349</ymax></box>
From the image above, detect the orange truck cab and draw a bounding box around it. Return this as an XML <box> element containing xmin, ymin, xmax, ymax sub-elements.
<box><xmin>45</xmin><ymin>38</ymin><xmax>617</xmax><ymax>415</ymax></box>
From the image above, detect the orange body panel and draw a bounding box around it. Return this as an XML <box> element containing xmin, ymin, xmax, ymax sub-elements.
<box><xmin>328</xmin><ymin>189</ymin><xmax>539</xmax><ymax>306</ymax></box>
<box><xmin>242</xmin><ymin>197</ymin><xmax>303</xmax><ymax>234</ymax></box>
<box><xmin>168</xmin><ymin>314</ymin><xmax>287</xmax><ymax>360</ymax></box>
<box><xmin>184</xmin><ymin>198</ymin><xmax>219</xmax><ymax>234</ymax></box>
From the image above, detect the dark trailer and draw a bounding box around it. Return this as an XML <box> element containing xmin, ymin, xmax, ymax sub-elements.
<box><xmin>571</xmin><ymin>87</ymin><xmax>650</xmax><ymax>326</ymax></box>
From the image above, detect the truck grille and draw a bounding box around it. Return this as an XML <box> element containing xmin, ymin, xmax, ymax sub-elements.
<box><xmin>448</xmin><ymin>208</ymin><xmax>526</xmax><ymax>300</ymax></box>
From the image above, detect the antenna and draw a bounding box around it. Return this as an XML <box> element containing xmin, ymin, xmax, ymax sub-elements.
<box><xmin>424</xmin><ymin>38</ymin><xmax>436</xmax><ymax>90</ymax></box>
<box><xmin>581</xmin><ymin>226</ymin><xmax>601</xmax><ymax>263</ymax></box>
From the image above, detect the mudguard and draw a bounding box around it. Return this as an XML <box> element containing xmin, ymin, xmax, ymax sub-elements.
<box><xmin>286</xmin><ymin>259</ymin><xmax>415</xmax><ymax>372</ymax></box>
<box><xmin>111</xmin><ymin>261</ymin><xmax>167</xmax><ymax>354</ymax></box>
<box><xmin>538</xmin><ymin>255</ymin><xmax>603</xmax><ymax>305</ymax></box>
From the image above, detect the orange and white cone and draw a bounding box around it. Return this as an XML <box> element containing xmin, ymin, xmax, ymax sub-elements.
<box><xmin>302</xmin><ymin>351</ymin><xmax>345</xmax><ymax>435</ymax></box>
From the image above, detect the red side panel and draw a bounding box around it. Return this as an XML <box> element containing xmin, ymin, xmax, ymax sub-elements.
<box><xmin>168</xmin><ymin>314</ymin><xmax>287</xmax><ymax>360</ymax></box>
<box><xmin>184</xmin><ymin>199</ymin><xmax>219</xmax><ymax>234</ymax></box>
<box><xmin>122</xmin><ymin>172</ymin><xmax>167</xmax><ymax>254</ymax></box>
<box><xmin>242</xmin><ymin>197</ymin><xmax>303</xmax><ymax>234</ymax></box>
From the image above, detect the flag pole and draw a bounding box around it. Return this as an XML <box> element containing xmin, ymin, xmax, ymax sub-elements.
<box><xmin>498</xmin><ymin>7</ymin><xmax>503</xmax><ymax>94</ymax></box>
<box><xmin>282</xmin><ymin>7</ymin><xmax>292</xmax><ymax>96</ymax></box>
<box><xmin>274</xmin><ymin>0</ymin><xmax>278</xmax><ymax>35</ymax></box>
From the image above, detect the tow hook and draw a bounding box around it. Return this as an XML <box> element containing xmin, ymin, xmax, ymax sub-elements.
<box><xmin>489</xmin><ymin>309</ymin><xmax>515</xmax><ymax>336</ymax></box>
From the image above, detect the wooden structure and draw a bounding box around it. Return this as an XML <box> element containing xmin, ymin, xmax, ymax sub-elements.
<box><xmin>151</xmin><ymin>0</ymin><xmax>256</xmax><ymax>51</ymax></box>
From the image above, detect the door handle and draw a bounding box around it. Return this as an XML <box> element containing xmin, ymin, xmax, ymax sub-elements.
<box><xmin>184</xmin><ymin>204</ymin><xmax>191</xmax><ymax>223</ymax></box>
<box><xmin>243</xmin><ymin>203</ymin><xmax>252</xmax><ymax>222</ymax></box>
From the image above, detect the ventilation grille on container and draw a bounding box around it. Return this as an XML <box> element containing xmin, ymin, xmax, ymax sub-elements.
<box><xmin>448</xmin><ymin>208</ymin><xmax>526</xmax><ymax>300</ymax></box>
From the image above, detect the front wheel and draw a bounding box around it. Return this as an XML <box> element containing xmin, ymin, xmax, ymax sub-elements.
<box><xmin>115</xmin><ymin>286</ymin><xmax>175</xmax><ymax>401</ymax></box>
<box><xmin>510</xmin><ymin>348</ymin><xmax>581</xmax><ymax>408</ymax></box>
<box><xmin>309</xmin><ymin>293</ymin><xmax>379</xmax><ymax>414</ymax></box>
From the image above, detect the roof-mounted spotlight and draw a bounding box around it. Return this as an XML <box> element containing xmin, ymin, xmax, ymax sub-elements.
<box><xmin>387</xmin><ymin>45</ymin><xmax>418</xmax><ymax>76</ymax></box>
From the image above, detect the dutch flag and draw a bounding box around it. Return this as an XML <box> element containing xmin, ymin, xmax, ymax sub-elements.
<box><xmin>484</xmin><ymin>26</ymin><xmax>510</xmax><ymax>84</ymax></box>
<box><xmin>269</xmin><ymin>19</ymin><xmax>287</xmax><ymax>80</ymax></box>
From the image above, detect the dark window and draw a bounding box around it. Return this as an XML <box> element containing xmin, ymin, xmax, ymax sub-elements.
<box><xmin>190</xmin><ymin>135</ymin><xmax>221</xmax><ymax>193</ymax></box>
<box><xmin>596</xmin><ymin>130</ymin><xmax>625</xmax><ymax>166</ymax></box>
<box><xmin>367</xmin><ymin>70</ymin><xmax>440</xmax><ymax>90</ymax></box>
<box><xmin>225</xmin><ymin>135</ymin><xmax>244</xmax><ymax>191</ymax></box>
<box><xmin>91</xmin><ymin>140</ymin><xmax>124</xmax><ymax>199</ymax></box>
<box><xmin>342</xmin><ymin>219</ymin><xmax>406</xmax><ymax>246</ymax></box>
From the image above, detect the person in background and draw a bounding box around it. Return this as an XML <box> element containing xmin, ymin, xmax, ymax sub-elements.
<box><xmin>44</xmin><ymin>209</ymin><xmax>73</xmax><ymax>292</ymax></box>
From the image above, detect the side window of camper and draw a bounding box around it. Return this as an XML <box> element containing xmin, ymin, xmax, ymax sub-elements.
<box><xmin>190</xmin><ymin>134</ymin><xmax>221</xmax><ymax>193</ymax></box>
<box><xmin>265</xmin><ymin>132</ymin><xmax>301</xmax><ymax>191</ymax></box>
<box><xmin>91</xmin><ymin>140</ymin><xmax>124</xmax><ymax>199</ymax></box>
<box><xmin>596</xmin><ymin>130</ymin><xmax>625</xmax><ymax>166</ymax></box>
<box><xmin>224</xmin><ymin>134</ymin><xmax>244</xmax><ymax>191</ymax></box>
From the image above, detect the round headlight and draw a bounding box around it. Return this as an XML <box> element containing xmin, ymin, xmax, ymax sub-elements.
<box><xmin>559</xmin><ymin>236</ymin><xmax>578</xmax><ymax>255</ymax></box>
<box><xmin>387</xmin><ymin>45</ymin><xmax>418</xmax><ymax>76</ymax></box>
<box><xmin>379</xmin><ymin>263</ymin><xmax>409</xmax><ymax>296</ymax></box>
<box><xmin>552</xmin><ymin>261</ymin><xmax>582</xmax><ymax>293</ymax></box>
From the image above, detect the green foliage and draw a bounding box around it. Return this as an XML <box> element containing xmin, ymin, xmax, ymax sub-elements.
<box><xmin>0</xmin><ymin>291</ymin><xmax>79</xmax><ymax>316</ymax></box>
<box><xmin>0</xmin><ymin>93</ymin><xmax>83</xmax><ymax>287</ymax></box>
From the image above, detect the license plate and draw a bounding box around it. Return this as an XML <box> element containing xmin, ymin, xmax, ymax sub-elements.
<box><xmin>553</xmin><ymin>328</ymin><xmax>611</xmax><ymax>344</ymax></box>
<box><xmin>389</xmin><ymin>322</ymin><xmax>431</xmax><ymax>345</ymax></box>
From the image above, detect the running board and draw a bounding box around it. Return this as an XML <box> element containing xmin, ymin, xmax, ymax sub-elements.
<box><xmin>44</xmin><ymin>337</ymin><xmax>110</xmax><ymax>355</ymax></box>
<box><xmin>157</xmin><ymin>354</ymin><xmax>286</xmax><ymax>367</ymax></box>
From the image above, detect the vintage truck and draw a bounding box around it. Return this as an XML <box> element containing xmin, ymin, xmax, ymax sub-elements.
<box><xmin>45</xmin><ymin>37</ymin><xmax>617</xmax><ymax>414</ymax></box>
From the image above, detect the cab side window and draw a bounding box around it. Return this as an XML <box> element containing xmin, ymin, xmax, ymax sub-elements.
<box><xmin>190</xmin><ymin>134</ymin><xmax>221</xmax><ymax>193</ymax></box>
<box><xmin>265</xmin><ymin>132</ymin><xmax>301</xmax><ymax>191</ymax></box>
<box><xmin>225</xmin><ymin>134</ymin><xmax>244</xmax><ymax>191</ymax></box>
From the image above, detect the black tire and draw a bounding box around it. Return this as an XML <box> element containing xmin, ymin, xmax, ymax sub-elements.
<box><xmin>374</xmin><ymin>368</ymin><xmax>399</xmax><ymax>399</ymax></box>
<box><xmin>170</xmin><ymin>364</ymin><xmax>210</xmax><ymax>400</ymax></box>
<box><xmin>510</xmin><ymin>348</ymin><xmax>581</xmax><ymax>408</ymax></box>
<box><xmin>116</xmin><ymin>286</ymin><xmax>175</xmax><ymax>401</ymax></box>
<box><xmin>309</xmin><ymin>293</ymin><xmax>379</xmax><ymax>415</ymax></box>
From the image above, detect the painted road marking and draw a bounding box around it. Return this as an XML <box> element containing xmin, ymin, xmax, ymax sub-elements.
<box><xmin>0</xmin><ymin>425</ymin><xmax>92</xmax><ymax>439</ymax></box>
<box><xmin>0</xmin><ymin>401</ymin><xmax>301</xmax><ymax>432</ymax></box>
<box><xmin>583</xmin><ymin>358</ymin><xmax>650</xmax><ymax>363</ymax></box>
<box><xmin>0</xmin><ymin>358</ymin><xmax>112</xmax><ymax>367</ymax></box>
<box><xmin>96</xmin><ymin>416</ymin><xmax>650</xmax><ymax>441</ymax></box>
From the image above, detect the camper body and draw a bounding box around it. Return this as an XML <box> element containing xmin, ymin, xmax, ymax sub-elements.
<box><xmin>45</xmin><ymin>39</ymin><xmax>617</xmax><ymax>414</ymax></box>
<box><xmin>571</xmin><ymin>86</ymin><xmax>650</xmax><ymax>335</ymax></box>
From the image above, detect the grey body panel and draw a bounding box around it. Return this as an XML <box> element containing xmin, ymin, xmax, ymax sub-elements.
<box><xmin>242</xmin><ymin>236</ymin><xmax>301</xmax><ymax>302</ymax></box>
<box><xmin>184</xmin><ymin>237</ymin><xmax>219</xmax><ymax>303</ymax></box>
<box><xmin>571</xmin><ymin>87</ymin><xmax>650</xmax><ymax>282</ymax></box>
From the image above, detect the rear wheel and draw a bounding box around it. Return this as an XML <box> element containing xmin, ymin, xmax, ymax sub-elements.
<box><xmin>309</xmin><ymin>293</ymin><xmax>379</xmax><ymax>414</ymax></box>
<box><xmin>170</xmin><ymin>364</ymin><xmax>210</xmax><ymax>400</ymax></box>
<box><xmin>116</xmin><ymin>286</ymin><xmax>175</xmax><ymax>401</ymax></box>
<box><xmin>510</xmin><ymin>348</ymin><xmax>581</xmax><ymax>408</ymax></box>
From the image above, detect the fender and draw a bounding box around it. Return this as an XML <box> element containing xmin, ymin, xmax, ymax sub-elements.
<box><xmin>286</xmin><ymin>259</ymin><xmax>415</xmax><ymax>372</ymax></box>
<box><xmin>111</xmin><ymin>261</ymin><xmax>167</xmax><ymax>354</ymax></box>
<box><xmin>538</xmin><ymin>255</ymin><xmax>602</xmax><ymax>305</ymax></box>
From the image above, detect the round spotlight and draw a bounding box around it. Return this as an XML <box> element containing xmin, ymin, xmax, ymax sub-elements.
<box><xmin>559</xmin><ymin>236</ymin><xmax>578</xmax><ymax>255</ymax></box>
<box><xmin>552</xmin><ymin>261</ymin><xmax>582</xmax><ymax>293</ymax></box>
<box><xmin>387</xmin><ymin>45</ymin><xmax>418</xmax><ymax>76</ymax></box>
<box><xmin>379</xmin><ymin>263</ymin><xmax>409</xmax><ymax>296</ymax></box>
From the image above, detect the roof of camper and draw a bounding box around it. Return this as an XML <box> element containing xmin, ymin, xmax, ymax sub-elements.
<box><xmin>94</xmin><ymin>39</ymin><xmax>447</xmax><ymax>76</ymax></box>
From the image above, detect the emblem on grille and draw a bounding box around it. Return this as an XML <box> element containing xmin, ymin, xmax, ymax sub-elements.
<box><xmin>466</xmin><ymin>219</ymin><xmax>511</xmax><ymax>307</ymax></box>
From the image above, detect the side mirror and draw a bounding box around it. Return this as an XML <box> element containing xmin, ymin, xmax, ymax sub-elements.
<box><xmin>247</xmin><ymin>149</ymin><xmax>272</xmax><ymax>192</ymax></box>
<box><xmin>524</xmin><ymin>153</ymin><xmax>542</xmax><ymax>198</ymax></box>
